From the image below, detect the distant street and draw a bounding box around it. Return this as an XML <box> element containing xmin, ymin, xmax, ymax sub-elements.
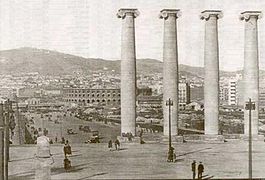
<box><xmin>8</xmin><ymin>140</ymin><xmax>265</xmax><ymax>179</ymax></box>
<box><xmin>25</xmin><ymin>112</ymin><xmax>120</xmax><ymax>143</ymax></box>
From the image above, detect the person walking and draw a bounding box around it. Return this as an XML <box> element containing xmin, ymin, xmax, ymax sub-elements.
<box><xmin>108</xmin><ymin>140</ymin><xmax>113</xmax><ymax>151</ymax></box>
<box><xmin>191</xmin><ymin>160</ymin><xmax>196</xmax><ymax>179</ymax></box>
<box><xmin>198</xmin><ymin>162</ymin><xmax>204</xmax><ymax>179</ymax></box>
<box><xmin>114</xmin><ymin>139</ymin><xmax>120</xmax><ymax>150</ymax></box>
<box><xmin>63</xmin><ymin>140</ymin><xmax>72</xmax><ymax>171</ymax></box>
<box><xmin>167</xmin><ymin>147</ymin><xmax>174</xmax><ymax>162</ymax></box>
<box><xmin>63</xmin><ymin>140</ymin><xmax>72</xmax><ymax>158</ymax></box>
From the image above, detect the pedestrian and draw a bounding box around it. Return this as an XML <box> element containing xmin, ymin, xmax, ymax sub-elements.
<box><xmin>167</xmin><ymin>147</ymin><xmax>174</xmax><ymax>162</ymax></box>
<box><xmin>61</xmin><ymin>137</ymin><xmax>65</xmax><ymax>144</ymax></box>
<box><xmin>64</xmin><ymin>157</ymin><xmax>71</xmax><ymax>171</ymax></box>
<box><xmin>128</xmin><ymin>132</ymin><xmax>133</xmax><ymax>142</ymax></box>
<box><xmin>63</xmin><ymin>140</ymin><xmax>72</xmax><ymax>158</ymax></box>
<box><xmin>55</xmin><ymin>136</ymin><xmax>58</xmax><ymax>143</ymax></box>
<box><xmin>108</xmin><ymin>140</ymin><xmax>113</xmax><ymax>151</ymax></box>
<box><xmin>114</xmin><ymin>139</ymin><xmax>120</xmax><ymax>150</ymax></box>
<box><xmin>198</xmin><ymin>162</ymin><xmax>204</xmax><ymax>179</ymax></box>
<box><xmin>191</xmin><ymin>160</ymin><xmax>196</xmax><ymax>179</ymax></box>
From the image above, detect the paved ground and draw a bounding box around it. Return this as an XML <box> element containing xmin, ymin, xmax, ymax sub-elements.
<box><xmin>8</xmin><ymin>139</ymin><xmax>265</xmax><ymax>179</ymax></box>
<box><xmin>25</xmin><ymin>112</ymin><xmax>121</xmax><ymax>143</ymax></box>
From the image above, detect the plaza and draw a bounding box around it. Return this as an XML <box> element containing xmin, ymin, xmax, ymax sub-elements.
<box><xmin>8</xmin><ymin>139</ymin><xmax>265</xmax><ymax>179</ymax></box>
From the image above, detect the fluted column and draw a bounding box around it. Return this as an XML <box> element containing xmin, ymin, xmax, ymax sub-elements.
<box><xmin>200</xmin><ymin>10</ymin><xmax>222</xmax><ymax>135</ymax></box>
<box><xmin>240</xmin><ymin>11</ymin><xmax>262</xmax><ymax>135</ymax></box>
<box><xmin>159</xmin><ymin>9</ymin><xmax>181</xmax><ymax>136</ymax></box>
<box><xmin>117</xmin><ymin>9</ymin><xmax>139</xmax><ymax>136</ymax></box>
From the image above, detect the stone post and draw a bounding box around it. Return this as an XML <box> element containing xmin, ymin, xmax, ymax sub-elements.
<box><xmin>200</xmin><ymin>10</ymin><xmax>223</xmax><ymax>135</ymax></box>
<box><xmin>35</xmin><ymin>132</ymin><xmax>53</xmax><ymax>180</ymax></box>
<box><xmin>117</xmin><ymin>9</ymin><xmax>139</xmax><ymax>136</ymax></box>
<box><xmin>240</xmin><ymin>11</ymin><xmax>262</xmax><ymax>135</ymax></box>
<box><xmin>159</xmin><ymin>9</ymin><xmax>181</xmax><ymax>136</ymax></box>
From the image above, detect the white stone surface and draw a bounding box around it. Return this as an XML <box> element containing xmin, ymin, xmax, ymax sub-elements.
<box><xmin>117</xmin><ymin>9</ymin><xmax>139</xmax><ymax>136</ymax></box>
<box><xmin>159</xmin><ymin>9</ymin><xmax>181</xmax><ymax>136</ymax></box>
<box><xmin>240</xmin><ymin>11</ymin><xmax>262</xmax><ymax>135</ymax></box>
<box><xmin>201</xmin><ymin>10</ymin><xmax>222</xmax><ymax>135</ymax></box>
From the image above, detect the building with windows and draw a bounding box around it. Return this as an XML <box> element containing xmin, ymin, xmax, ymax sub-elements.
<box><xmin>179</xmin><ymin>83</ymin><xmax>191</xmax><ymax>110</ymax></box>
<box><xmin>62</xmin><ymin>88</ymin><xmax>120</xmax><ymax>106</ymax></box>
<box><xmin>228</xmin><ymin>79</ymin><xmax>237</xmax><ymax>105</ymax></box>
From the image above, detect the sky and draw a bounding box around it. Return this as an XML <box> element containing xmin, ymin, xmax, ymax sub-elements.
<box><xmin>0</xmin><ymin>0</ymin><xmax>265</xmax><ymax>71</ymax></box>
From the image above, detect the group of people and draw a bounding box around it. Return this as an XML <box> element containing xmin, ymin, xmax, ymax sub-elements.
<box><xmin>108</xmin><ymin>139</ymin><xmax>120</xmax><ymax>151</ymax></box>
<box><xmin>191</xmin><ymin>160</ymin><xmax>204</xmax><ymax>179</ymax></box>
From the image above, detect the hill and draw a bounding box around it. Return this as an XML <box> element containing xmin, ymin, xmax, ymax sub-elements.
<box><xmin>0</xmin><ymin>47</ymin><xmax>240</xmax><ymax>77</ymax></box>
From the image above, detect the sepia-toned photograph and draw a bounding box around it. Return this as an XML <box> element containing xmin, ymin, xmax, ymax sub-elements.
<box><xmin>1</xmin><ymin>0</ymin><xmax>265</xmax><ymax>179</ymax></box>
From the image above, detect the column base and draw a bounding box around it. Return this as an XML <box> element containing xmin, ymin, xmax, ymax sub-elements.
<box><xmin>183</xmin><ymin>134</ymin><xmax>225</xmax><ymax>143</ymax></box>
<box><xmin>221</xmin><ymin>134</ymin><xmax>264</xmax><ymax>141</ymax></box>
<box><xmin>239</xmin><ymin>134</ymin><xmax>264</xmax><ymax>141</ymax></box>
<box><xmin>117</xmin><ymin>136</ymin><xmax>140</xmax><ymax>143</ymax></box>
<box><xmin>161</xmin><ymin>135</ymin><xmax>185</xmax><ymax>143</ymax></box>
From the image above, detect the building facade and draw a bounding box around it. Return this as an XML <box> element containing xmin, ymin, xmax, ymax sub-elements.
<box><xmin>179</xmin><ymin>83</ymin><xmax>191</xmax><ymax>110</ymax></box>
<box><xmin>228</xmin><ymin>79</ymin><xmax>237</xmax><ymax>105</ymax></box>
<box><xmin>62</xmin><ymin>88</ymin><xmax>120</xmax><ymax>106</ymax></box>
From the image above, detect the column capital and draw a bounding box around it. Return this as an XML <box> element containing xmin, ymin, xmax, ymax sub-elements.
<box><xmin>117</xmin><ymin>8</ymin><xmax>139</xmax><ymax>19</ymax></box>
<box><xmin>200</xmin><ymin>10</ymin><xmax>223</xmax><ymax>21</ymax></box>
<box><xmin>240</xmin><ymin>11</ymin><xmax>262</xmax><ymax>21</ymax></box>
<box><xmin>159</xmin><ymin>9</ymin><xmax>181</xmax><ymax>20</ymax></box>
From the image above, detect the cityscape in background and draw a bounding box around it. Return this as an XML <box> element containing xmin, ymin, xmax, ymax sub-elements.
<box><xmin>1</xmin><ymin>1</ymin><xmax>265</xmax><ymax>178</ymax></box>
<box><xmin>2</xmin><ymin>47</ymin><xmax>265</xmax><ymax>143</ymax></box>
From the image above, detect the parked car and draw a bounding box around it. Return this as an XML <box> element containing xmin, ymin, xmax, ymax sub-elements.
<box><xmin>83</xmin><ymin>126</ymin><xmax>91</xmax><ymax>133</ymax></box>
<box><xmin>67</xmin><ymin>128</ymin><xmax>77</xmax><ymax>135</ymax></box>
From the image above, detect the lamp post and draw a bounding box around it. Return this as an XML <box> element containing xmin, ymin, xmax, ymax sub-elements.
<box><xmin>166</xmin><ymin>98</ymin><xmax>173</xmax><ymax>161</ymax></box>
<box><xmin>245</xmin><ymin>98</ymin><xmax>255</xmax><ymax>179</ymax></box>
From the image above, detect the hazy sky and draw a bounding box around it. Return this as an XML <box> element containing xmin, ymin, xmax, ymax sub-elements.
<box><xmin>0</xmin><ymin>0</ymin><xmax>265</xmax><ymax>71</ymax></box>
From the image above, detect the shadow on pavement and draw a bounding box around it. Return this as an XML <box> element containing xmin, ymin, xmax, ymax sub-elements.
<box><xmin>9</xmin><ymin>171</ymin><xmax>34</xmax><ymax>180</ymax></box>
<box><xmin>202</xmin><ymin>174</ymin><xmax>214</xmax><ymax>179</ymax></box>
<box><xmin>176</xmin><ymin>147</ymin><xmax>212</xmax><ymax>157</ymax></box>
<box><xmin>69</xmin><ymin>154</ymin><xmax>82</xmax><ymax>158</ymax></box>
<box><xmin>10</xmin><ymin>151</ymin><xmax>69</xmax><ymax>162</ymax></box>
<box><xmin>174</xmin><ymin>158</ymin><xmax>184</xmax><ymax>163</ymax></box>
<box><xmin>112</xmin><ymin>148</ymin><xmax>128</xmax><ymax>151</ymax></box>
<box><xmin>51</xmin><ymin>162</ymin><xmax>90</xmax><ymax>175</ymax></box>
<box><xmin>77</xmin><ymin>172</ymin><xmax>108</xmax><ymax>180</ymax></box>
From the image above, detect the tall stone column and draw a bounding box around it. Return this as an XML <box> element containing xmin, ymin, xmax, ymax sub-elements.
<box><xmin>117</xmin><ymin>9</ymin><xmax>139</xmax><ymax>136</ymax></box>
<box><xmin>200</xmin><ymin>10</ymin><xmax>222</xmax><ymax>135</ymax></box>
<box><xmin>240</xmin><ymin>11</ymin><xmax>262</xmax><ymax>135</ymax></box>
<box><xmin>159</xmin><ymin>9</ymin><xmax>181</xmax><ymax>136</ymax></box>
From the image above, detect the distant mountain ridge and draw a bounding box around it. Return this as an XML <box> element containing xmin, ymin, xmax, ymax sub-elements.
<box><xmin>0</xmin><ymin>47</ymin><xmax>244</xmax><ymax>77</ymax></box>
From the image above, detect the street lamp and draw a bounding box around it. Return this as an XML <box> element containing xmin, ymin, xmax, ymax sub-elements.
<box><xmin>245</xmin><ymin>98</ymin><xmax>255</xmax><ymax>179</ymax></box>
<box><xmin>166</xmin><ymin>98</ymin><xmax>173</xmax><ymax>161</ymax></box>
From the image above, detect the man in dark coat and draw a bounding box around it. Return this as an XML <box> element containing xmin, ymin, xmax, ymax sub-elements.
<box><xmin>108</xmin><ymin>140</ymin><xmax>113</xmax><ymax>151</ymax></box>
<box><xmin>191</xmin><ymin>160</ymin><xmax>196</xmax><ymax>179</ymax></box>
<box><xmin>198</xmin><ymin>162</ymin><xmax>204</xmax><ymax>179</ymax></box>
<box><xmin>114</xmin><ymin>139</ymin><xmax>120</xmax><ymax>150</ymax></box>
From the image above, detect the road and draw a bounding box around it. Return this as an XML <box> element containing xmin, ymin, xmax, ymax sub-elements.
<box><xmin>25</xmin><ymin>112</ymin><xmax>121</xmax><ymax>143</ymax></box>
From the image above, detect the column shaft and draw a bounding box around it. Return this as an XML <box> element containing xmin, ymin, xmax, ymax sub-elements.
<box><xmin>118</xmin><ymin>10</ymin><xmax>138</xmax><ymax>136</ymax></box>
<box><xmin>243</xmin><ymin>16</ymin><xmax>259</xmax><ymax>135</ymax></box>
<box><xmin>204</xmin><ymin>16</ymin><xmax>220</xmax><ymax>135</ymax></box>
<box><xmin>162</xmin><ymin>15</ymin><xmax>178</xmax><ymax>136</ymax></box>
